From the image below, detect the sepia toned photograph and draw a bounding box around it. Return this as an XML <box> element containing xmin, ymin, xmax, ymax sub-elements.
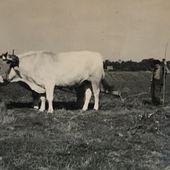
<box><xmin>0</xmin><ymin>0</ymin><xmax>170</xmax><ymax>169</ymax></box>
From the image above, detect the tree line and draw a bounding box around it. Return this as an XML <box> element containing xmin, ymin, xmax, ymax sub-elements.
<box><xmin>104</xmin><ymin>58</ymin><xmax>170</xmax><ymax>71</ymax></box>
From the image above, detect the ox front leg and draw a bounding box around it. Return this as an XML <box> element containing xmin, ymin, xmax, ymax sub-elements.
<box><xmin>82</xmin><ymin>88</ymin><xmax>92</xmax><ymax>111</ymax></box>
<box><xmin>39</xmin><ymin>96</ymin><xmax>46</xmax><ymax>112</ymax></box>
<box><xmin>92</xmin><ymin>82</ymin><xmax>100</xmax><ymax>110</ymax></box>
<box><xmin>46</xmin><ymin>85</ymin><xmax>55</xmax><ymax>113</ymax></box>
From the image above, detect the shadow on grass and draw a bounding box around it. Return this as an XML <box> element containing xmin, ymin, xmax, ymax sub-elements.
<box><xmin>6</xmin><ymin>101</ymin><xmax>94</xmax><ymax>110</ymax></box>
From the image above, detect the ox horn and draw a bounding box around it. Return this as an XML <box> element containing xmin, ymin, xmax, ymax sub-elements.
<box><xmin>7</xmin><ymin>53</ymin><xmax>19</xmax><ymax>67</ymax></box>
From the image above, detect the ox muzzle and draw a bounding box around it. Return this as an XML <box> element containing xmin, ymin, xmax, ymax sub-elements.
<box><xmin>0</xmin><ymin>76</ymin><xmax>3</xmax><ymax>83</ymax></box>
<box><xmin>0</xmin><ymin>75</ymin><xmax>10</xmax><ymax>85</ymax></box>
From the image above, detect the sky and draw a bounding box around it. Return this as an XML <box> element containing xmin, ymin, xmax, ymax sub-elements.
<box><xmin>0</xmin><ymin>0</ymin><xmax>170</xmax><ymax>61</ymax></box>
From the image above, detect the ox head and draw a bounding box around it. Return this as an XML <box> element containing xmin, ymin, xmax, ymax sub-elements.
<box><xmin>0</xmin><ymin>52</ymin><xmax>19</xmax><ymax>83</ymax></box>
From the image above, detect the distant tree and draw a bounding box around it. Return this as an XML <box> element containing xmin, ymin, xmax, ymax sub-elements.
<box><xmin>104</xmin><ymin>58</ymin><xmax>170</xmax><ymax>71</ymax></box>
<box><xmin>140</xmin><ymin>58</ymin><xmax>155</xmax><ymax>71</ymax></box>
<box><xmin>112</xmin><ymin>61</ymin><xmax>121</xmax><ymax>71</ymax></box>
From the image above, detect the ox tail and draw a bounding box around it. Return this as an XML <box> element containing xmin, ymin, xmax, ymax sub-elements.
<box><xmin>100</xmin><ymin>68</ymin><xmax>105</xmax><ymax>90</ymax></box>
<box><xmin>101</xmin><ymin>61</ymin><xmax>105</xmax><ymax>80</ymax></box>
<box><xmin>102</xmin><ymin>68</ymin><xmax>105</xmax><ymax>79</ymax></box>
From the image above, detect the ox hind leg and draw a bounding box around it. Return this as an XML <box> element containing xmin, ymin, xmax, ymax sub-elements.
<box><xmin>77</xmin><ymin>80</ymin><xmax>92</xmax><ymax>111</ymax></box>
<box><xmin>91</xmin><ymin>81</ymin><xmax>100</xmax><ymax>110</ymax></box>
<box><xmin>45</xmin><ymin>84</ymin><xmax>55</xmax><ymax>113</ymax></box>
<box><xmin>82</xmin><ymin>87</ymin><xmax>92</xmax><ymax>111</ymax></box>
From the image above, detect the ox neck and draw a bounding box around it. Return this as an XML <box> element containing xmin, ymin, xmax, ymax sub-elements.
<box><xmin>7</xmin><ymin>67</ymin><xmax>22</xmax><ymax>83</ymax></box>
<box><xmin>13</xmin><ymin>67</ymin><xmax>22</xmax><ymax>79</ymax></box>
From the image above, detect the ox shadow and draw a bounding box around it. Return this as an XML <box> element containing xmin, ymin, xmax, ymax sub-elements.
<box><xmin>6</xmin><ymin>101</ymin><xmax>94</xmax><ymax>111</ymax></box>
<box><xmin>4</xmin><ymin>81</ymin><xmax>94</xmax><ymax>110</ymax></box>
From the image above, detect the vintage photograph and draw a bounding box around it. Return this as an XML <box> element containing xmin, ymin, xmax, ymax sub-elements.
<box><xmin>0</xmin><ymin>0</ymin><xmax>170</xmax><ymax>169</ymax></box>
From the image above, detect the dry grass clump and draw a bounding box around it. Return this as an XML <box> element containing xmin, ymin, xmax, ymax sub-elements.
<box><xmin>0</xmin><ymin>101</ymin><xmax>15</xmax><ymax>125</ymax></box>
<box><xmin>0</xmin><ymin>101</ymin><xmax>7</xmax><ymax>124</ymax></box>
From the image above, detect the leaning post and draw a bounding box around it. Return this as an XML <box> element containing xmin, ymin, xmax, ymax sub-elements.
<box><xmin>162</xmin><ymin>43</ymin><xmax>168</xmax><ymax>106</ymax></box>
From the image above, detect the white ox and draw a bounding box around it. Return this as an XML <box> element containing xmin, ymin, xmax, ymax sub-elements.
<box><xmin>0</xmin><ymin>51</ymin><xmax>104</xmax><ymax>113</ymax></box>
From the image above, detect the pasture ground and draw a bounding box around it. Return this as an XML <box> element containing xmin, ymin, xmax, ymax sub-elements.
<box><xmin>0</xmin><ymin>71</ymin><xmax>170</xmax><ymax>170</ymax></box>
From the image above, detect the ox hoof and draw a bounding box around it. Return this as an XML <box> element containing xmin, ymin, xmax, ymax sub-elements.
<box><xmin>47</xmin><ymin>109</ymin><xmax>53</xmax><ymax>114</ymax></box>
<box><xmin>82</xmin><ymin>107</ymin><xmax>87</xmax><ymax>112</ymax></box>
<box><xmin>39</xmin><ymin>108</ymin><xmax>45</xmax><ymax>112</ymax></box>
<box><xmin>93</xmin><ymin>108</ymin><xmax>99</xmax><ymax>111</ymax></box>
<box><xmin>33</xmin><ymin>106</ymin><xmax>39</xmax><ymax>110</ymax></box>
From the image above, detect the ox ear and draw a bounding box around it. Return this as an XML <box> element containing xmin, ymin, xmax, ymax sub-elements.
<box><xmin>1</xmin><ymin>52</ymin><xmax>8</xmax><ymax>60</ymax></box>
<box><xmin>4</xmin><ymin>52</ymin><xmax>8</xmax><ymax>57</ymax></box>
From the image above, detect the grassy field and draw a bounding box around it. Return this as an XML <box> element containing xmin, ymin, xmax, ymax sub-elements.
<box><xmin>0</xmin><ymin>71</ymin><xmax>170</xmax><ymax>170</ymax></box>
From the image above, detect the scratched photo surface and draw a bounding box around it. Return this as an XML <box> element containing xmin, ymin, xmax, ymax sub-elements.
<box><xmin>0</xmin><ymin>1</ymin><xmax>170</xmax><ymax>170</ymax></box>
